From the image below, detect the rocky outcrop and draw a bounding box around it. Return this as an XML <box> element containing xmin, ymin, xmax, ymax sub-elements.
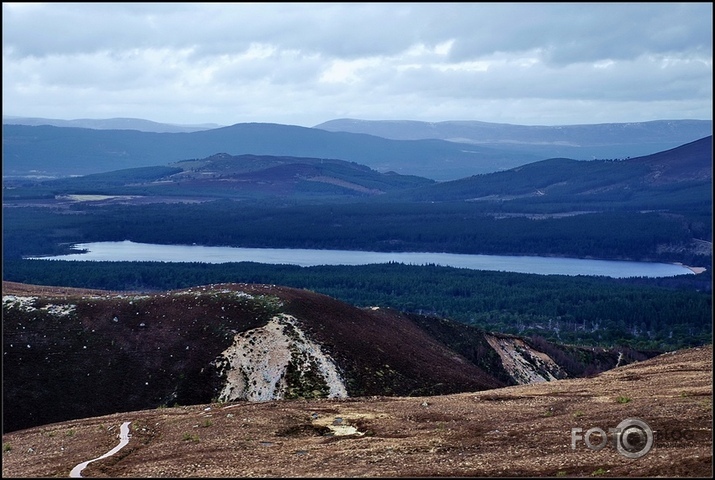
<box><xmin>213</xmin><ymin>314</ymin><xmax>348</xmax><ymax>401</ymax></box>
<box><xmin>485</xmin><ymin>333</ymin><xmax>567</xmax><ymax>384</ymax></box>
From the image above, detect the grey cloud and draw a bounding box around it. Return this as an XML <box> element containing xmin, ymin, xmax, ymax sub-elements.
<box><xmin>5</xmin><ymin>3</ymin><xmax>710</xmax><ymax>62</ymax></box>
<box><xmin>447</xmin><ymin>3</ymin><xmax>712</xmax><ymax>65</ymax></box>
<box><xmin>2</xmin><ymin>2</ymin><xmax>711</xmax><ymax>127</ymax></box>
<box><xmin>370</xmin><ymin>48</ymin><xmax>711</xmax><ymax>108</ymax></box>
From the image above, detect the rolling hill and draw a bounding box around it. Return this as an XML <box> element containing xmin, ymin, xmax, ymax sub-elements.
<box><xmin>4</xmin><ymin>153</ymin><xmax>436</xmax><ymax>202</ymax></box>
<box><xmin>388</xmin><ymin>136</ymin><xmax>712</xmax><ymax>212</ymax></box>
<box><xmin>7</xmin><ymin>136</ymin><xmax>711</xmax><ymax>215</ymax></box>
<box><xmin>2</xmin><ymin>281</ymin><xmax>652</xmax><ymax>434</ymax></box>
<box><xmin>2</xmin><ymin>115</ymin><xmax>222</xmax><ymax>133</ymax></box>
<box><xmin>3</xmin><ymin>136</ymin><xmax>711</xmax><ymax>279</ymax></box>
<box><xmin>4</xmin><ymin>116</ymin><xmax>710</xmax><ymax>182</ymax></box>
<box><xmin>1</xmin><ymin>123</ymin><xmax>541</xmax><ymax>181</ymax></box>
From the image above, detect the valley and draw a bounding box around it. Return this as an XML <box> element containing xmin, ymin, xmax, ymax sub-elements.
<box><xmin>3</xmin><ymin>3</ymin><xmax>713</xmax><ymax>476</ymax></box>
<box><xmin>3</xmin><ymin>134</ymin><xmax>712</xmax><ymax>356</ymax></box>
<box><xmin>2</xmin><ymin>119</ymin><xmax>712</xmax><ymax>478</ymax></box>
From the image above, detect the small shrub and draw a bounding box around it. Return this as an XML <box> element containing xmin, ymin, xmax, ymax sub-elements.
<box><xmin>3</xmin><ymin>443</ymin><xmax>11</xmax><ymax>452</ymax></box>
<box><xmin>182</xmin><ymin>433</ymin><xmax>200</xmax><ymax>443</ymax></box>
<box><xmin>616</xmin><ymin>395</ymin><xmax>631</xmax><ymax>404</ymax></box>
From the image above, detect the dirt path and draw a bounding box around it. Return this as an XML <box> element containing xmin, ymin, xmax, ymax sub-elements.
<box><xmin>69</xmin><ymin>422</ymin><xmax>131</xmax><ymax>477</ymax></box>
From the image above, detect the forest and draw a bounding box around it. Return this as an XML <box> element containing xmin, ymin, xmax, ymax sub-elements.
<box><xmin>3</xmin><ymin>258</ymin><xmax>711</xmax><ymax>352</ymax></box>
<box><xmin>3</xmin><ymin>176</ymin><xmax>711</xmax><ymax>355</ymax></box>
<box><xmin>3</xmin><ymin>200</ymin><xmax>711</xmax><ymax>268</ymax></box>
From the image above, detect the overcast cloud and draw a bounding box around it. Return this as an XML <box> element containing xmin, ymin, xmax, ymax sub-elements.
<box><xmin>2</xmin><ymin>2</ymin><xmax>712</xmax><ymax>127</ymax></box>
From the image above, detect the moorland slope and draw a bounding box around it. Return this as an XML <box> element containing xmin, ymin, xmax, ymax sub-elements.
<box><xmin>2</xmin><ymin>342</ymin><xmax>711</xmax><ymax>477</ymax></box>
<box><xmin>3</xmin><ymin>281</ymin><xmax>651</xmax><ymax>433</ymax></box>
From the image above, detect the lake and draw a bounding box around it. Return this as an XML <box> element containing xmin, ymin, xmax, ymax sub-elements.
<box><xmin>27</xmin><ymin>240</ymin><xmax>697</xmax><ymax>279</ymax></box>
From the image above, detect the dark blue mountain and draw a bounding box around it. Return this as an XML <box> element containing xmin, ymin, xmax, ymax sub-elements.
<box><xmin>2</xmin><ymin>123</ymin><xmax>541</xmax><ymax>181</ymax></box>
<box><xmin>314</xmin><ymin>118</ymin><xmax>712</xmax><ymax>161</ymax></box>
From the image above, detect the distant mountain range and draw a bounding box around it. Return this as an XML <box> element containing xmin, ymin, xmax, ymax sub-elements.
<box><xmin>2</xmin><ymin>115</ymin><xmax>222</xmax><ymax>133</ymax></box>
<box><xmin>13</xmin><ymin>136</ymin><xmax>710</xmax><ymax>215</ymax></box>
<box><xmin>2</xmin><ymin>123</ymin><xmax>540</xmax><ymax>181</ymax></box>
<box><xmin>314</xmin><ymin>118</ymin><xmax>713</xmax><ymax>160</ymax></box>
<box><xmin>3</xmin><ymin>116</ymin><xmax>711</xmax><ymax>181</ymax></box>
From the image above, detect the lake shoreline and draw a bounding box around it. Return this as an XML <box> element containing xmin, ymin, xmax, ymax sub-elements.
<box><xmin>679</xmin><ymin>264</ymin><xmax>707</xmax><ymax>274</ymax></box>
<box><xmin>26</xmin><ymin>240</ymin><xmax>699</xmax><ymax>279</ymax></box>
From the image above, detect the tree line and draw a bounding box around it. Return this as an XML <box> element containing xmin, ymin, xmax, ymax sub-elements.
<box><xmin>4</xmin><ymin>259</ymin><xmax>710</xmax><ymax>352</ymax></box>
<box><xmin>3</xmin><ymin>201</ymin><xmax>711</xmax><ymax>268</ymax></box>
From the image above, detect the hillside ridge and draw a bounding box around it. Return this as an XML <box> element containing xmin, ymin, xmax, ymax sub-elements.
<box><xmin>314</xmin><ymin>118</ymin><xmax>713</xmax><ymax>148</ymax></box>
<box><xmin>5</xmin><ymin>118</ymin><xmax>711</xmax><ymax>181</ymax></box>
<box><xmin>2</xmin><ymin>281</ymin><xmax>652</xmax><ymax>433</ymax></box>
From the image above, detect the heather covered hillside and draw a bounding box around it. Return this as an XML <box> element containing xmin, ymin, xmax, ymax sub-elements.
<box><xmin>2</xmin><ymin>340</ymin><xmax>711</xmax><ymax>478</ymax></box>
<box><xmin>387</xmin><ymin>136</ymin><xmax>712</xmax><ymax>210</ymax></box>
<box><xmin>2</xmin><ymin>281</ymin><xmax>650</xmax><ymax>433</ymax></box>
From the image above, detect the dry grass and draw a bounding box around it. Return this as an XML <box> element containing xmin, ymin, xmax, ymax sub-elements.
<box><xmin>3</xmin><ymin>344</ymin><xmax>711</xmax><ymax>478</ymax></box>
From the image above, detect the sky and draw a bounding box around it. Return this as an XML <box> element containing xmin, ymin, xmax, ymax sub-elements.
<box><xmin>2</xmin><ymin>2</ymin><xmax>713</xmax><ymax>128</ymax></box>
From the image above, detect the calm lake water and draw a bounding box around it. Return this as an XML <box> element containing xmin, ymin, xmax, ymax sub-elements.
<box><xmin>28</xmin><ymin>240</ymin><xmax>695</xmax><ymax>279</ymax></box>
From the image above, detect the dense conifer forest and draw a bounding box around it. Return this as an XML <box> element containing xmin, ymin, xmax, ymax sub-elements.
<box><xmin>4</xmin><ymin>257</ymin><xmax>711</xmax><ymax>352</ymax></box>
<box><xmin>3</xmin><ymin>201</ymin><xmax>710</xmax><ymax>266</ymax></box>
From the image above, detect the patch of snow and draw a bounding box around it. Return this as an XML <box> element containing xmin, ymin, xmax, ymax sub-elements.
<box><xmin>3</xmin><ymin>295</ymin><xmax>38</xmax><ymax>311</ymax></box>
<box><xmin>2</xmin><ymin>295</ymin><xmax>76</xmax><ymax>316</ymax></box>
<box><xmin>42</xmin><ymin>303</ymin><xmax>76</xmax><ymax>316</ymax></box>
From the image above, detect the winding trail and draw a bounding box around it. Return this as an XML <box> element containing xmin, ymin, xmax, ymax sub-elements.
<box><xmin>69</xmin><ymin>422</ymin><xmax>131</xmax><ymax>478</ymax></box>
